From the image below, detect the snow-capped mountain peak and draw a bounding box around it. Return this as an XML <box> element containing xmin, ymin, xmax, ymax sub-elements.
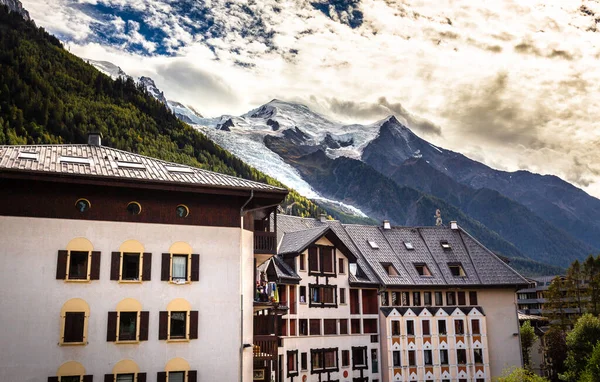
<box><xmin>139</xmin><ymin>76</ymin><xmax>167</xmax><ymax>105</ymax></box>
<box><xmin>85</xmin><ymin>59</ymin><xmax>129</xmax><ymax>80</ymax></box>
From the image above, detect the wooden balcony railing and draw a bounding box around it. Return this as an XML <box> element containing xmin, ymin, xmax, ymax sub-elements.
<box><xmin>254</xmin><ymin>231</ymin><xmax>277</xmax><ymax>255</ymax></box>
<box><xmin>253</xmin><ymin>335</ymin><xmax>278</xmax><ymax>359</ymax></box>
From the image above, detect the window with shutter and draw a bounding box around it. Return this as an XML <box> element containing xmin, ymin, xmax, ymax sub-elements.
<box><xmin>170</xmin><ymin>312</ymin><xmax>187</xmax><ymax>339</ymax></box>
<box><xmin>56</xmin><ymin>250</ymin><xmax>69</xmax><ymax>279</ymax></box>
<box><xmin>110</xmin><ymin>252</ymin><xmax>120</xmax><ymax>281</ymax></box>
<box><xmin>64</xmin><ymin>312</ymin><xmax>85</xmax><ymax>343</ymax></box>
<box><xmin>118</xmin><ymin>312</ymin><xmax>137</xmax><ymax>341</ymax></box>
<box><xmin>90</xmin><ymin>251</ymin><xmax>101</xmax><ymax>280</ymax></box>
<box><xmin>142</xmin><ymin>253</ymin><xmax>152</xmax><ymax>281</ymax></box>
<box><xmin>106</xmin><ymin>312</ymin><xmax>118</xmax><ymax>342</ymax></box>
<box><xmin>187</xmin><ymin>371</ymin><xmax>197</xmax><ymax>382</ymax></box>
<box><xmin>308</xmin><ymin>246</ymin><xmax>319</xmax><ymax>273</ymax></box>
<box><xmin>68</xmin><ymin>251</ymin><xmax>89</xmax><ymax>280</ymax></box>
<box><xmin>189</xmin><ymin>311</ymin><xmax>199</xmax><ymax>339</ymax></box>
<box><xmin>191</xmin><ymin>254</ymin><xmax>199</xmax><ymax>281</ymax></box>
<box><xmin>159</xmin><ymin>311</ymin><xmax>169</xmax><ymax>340</ymax></box>
<box><xmin>351</xmin><ymin>347</ymin><xmax>367</xmax><ymax>369</ymax></box>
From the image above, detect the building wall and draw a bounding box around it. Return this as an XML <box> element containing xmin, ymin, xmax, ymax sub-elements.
<box><xmin>378</xmin><ymin>290</ymin><xmax>490</xmax><ymax>382</ymax></box>
<box><xmin>0</xmin><ymin>215</ymin><xmax>245</xmax><ymax>381</ymax></box>
<box><xmin>277</xmin><ymin>237</ymin><xmax>381</xmax><ymax>381</ymax></box>
<box><xmin>478</xmin><ymin>289</ymin><xmax>522</xmax><ymax>378</ymax></box>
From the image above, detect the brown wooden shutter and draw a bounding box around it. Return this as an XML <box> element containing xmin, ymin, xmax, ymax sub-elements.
<box><xmin>83</xmin><ymin>375</ymin><xmax>93</xmax><ymax>382</ymax></box>
<box><xmin>159</xmin><ymin>311</ymin><xmax>169</xmax><ymax>340</ymax></box>
<box><xmin>142</xmin><ymin>252</ymin><xmax>152</xmax><ymax>281</ymax></box>
<box><xmin>139</xmin><ymin>311</ymin><xmax>149</xmax><ymax>341</ymax></box>
<box><xmin>56</xmin><ymin>250</ymin><xmax>68</xmax><ymax>279</ymax></box>
<box><xmin>106</xmin><ymin>311</ymin><xmax>117</xmax><ymax>342</ymax></box>
<box><xmin>308</xmin><ymin>246</ymin><xmax>319</xmax><ymax>272</ymax></box>
<box><xmin>48</xmin><ymin>377</ymin><xmax>59</xmax><ymax>382</ymax></box>
<box><xmin>191</xmin><ymin>254</ymin><xmax>200</xmax><ymax>282</ymax></box>
<box><xmin>104</xmin><ymin>375</ymin><xmax>113</xmax><ymax>382</ymax></box>
<box><xmin>188</xmin><ymin>370</ymin><xmax>197</xmax><ymax>382</ymax></box>
<box><xmin>110</xmin><ymin>252</ymin><xmax>120</xmax><ymax>280</ymax></box>
<box><xmin>156</xmin><ymin>372</ymin><xmax>167</xmax><ymax>382</ymax></box>
<box><xmin>161</xmin><ymin>253</ymin><xmax>171</xmax><ymax>281</ymax></box>
<box><xmin>90</xmin><ymin>251</ymin><xmax>101</xmax><ymax>280</ymax></box>
<box><xmin>189</xmin><ymin>310</ymin><xmax>199</xmax><ymax>339</ymax></box>
<box><xmin>136</xmin><ymin>373</ymin><xmax>146</xmax><ymax>382</ymax></box>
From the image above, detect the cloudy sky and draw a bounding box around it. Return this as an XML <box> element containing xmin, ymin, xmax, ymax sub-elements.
<box><xmin>22</xmin><ymin>0</ymin><xmax>600</xmax><ymax>198</ymax></box>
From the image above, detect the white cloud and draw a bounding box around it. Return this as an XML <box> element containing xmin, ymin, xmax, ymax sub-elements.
<box><xmin>21</xmin><ymin>0</ymin><xmax>600</xmax><ymax>197</ymax></box>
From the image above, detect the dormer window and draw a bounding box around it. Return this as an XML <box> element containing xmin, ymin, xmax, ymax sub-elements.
<box><xmin>368</xmin><ymin>240</ymin><xmax>379</xmax><ymax>249</ymax></box>
<box><xmin>449</xmin><ymin>263</ymin><xmax>466</xmax><ymax>277</ymax></box>
<box><xmin>381</xmin><ymin>262</ymin><xmax>399</xmax><ymax>276</ymax></box>
<box><xmin>440</xmin><ymin>241</ymin><xmax>451</xmax><ymax>250</ymax></box>
<box><xmin>404</xmin><ymin>241</ymin><xmax>414</xmax><ymax>250</ymax></box>
<box><xmin>414</xmin><ymin>263</ymin><xmax>432</xmax><ymax>277</ymax></box>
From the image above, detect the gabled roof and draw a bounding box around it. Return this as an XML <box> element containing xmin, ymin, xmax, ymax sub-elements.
<box><xmin>261</xmin><ymin>256</ymin><xmax>301</xmax><ymax>284</ymax></box>
<box><xmin>278</xmin><ymin>226</ymin><xmax>329</xmax><ymax>255</ymax></box>
<box><xmin>0</xmin><ymin>144</ymin><xmax>287</xmax><ymax>194</ymax></box>
<box><xmin>275</xmin><ymin>215</ymin><xmax>528</xmax><ymax>288</ymax></box>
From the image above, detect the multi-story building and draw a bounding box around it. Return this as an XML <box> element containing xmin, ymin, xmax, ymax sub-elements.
<box><xmin>257</xmin><ymin>215</ymin><xmax>528</xmax><ymax>382</ymax></box>
<box><xmin>0</xmin><ymin>135</ymin><xmax>287</xmax><ymax>382</ymax></box>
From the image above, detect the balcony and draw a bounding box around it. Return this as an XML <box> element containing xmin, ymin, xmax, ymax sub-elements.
<box><xmin>254</xmin><ymin>231</ymin><xmax>277</xmax><ymax>255</ymax></box>
<box><xmin>253</xmin><ymin>335</ymin><xmax>278</xmax><ymax>360</ymax></box>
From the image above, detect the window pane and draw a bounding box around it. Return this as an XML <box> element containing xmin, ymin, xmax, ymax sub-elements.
<box><xmin>446</xmin><ymin>292</ymin><xmax>456</xmax><ymax>305</ymax></box>
<box><xmin>438</xmin><ymin>320</ymin><xmax>447</xmax><ymax>335</ymax></box>
<box><xmin>457</xmin><ymin>291</ymin><xmax>466</xmax><ymax>306</ymax></box>
<box><xmin>299</xmin><ymin>319</ymin><xmax>308</xmax><ymax>336</ymax></box>
<box><xmin>321</xmin><ymin>247</ymin><xmax>334</xmax><ymax>273</ymax></box>
<box><xmin>324</xmin><ymin>319</ymin><xmax>337</xmax><ymax>335</ymax></box>
<box><xmin>424</xmin><ymin>350</ymin><xmax>432</xmax><ymax>365</ymax></box>
<box><xmin>340</xmin><ymin>288</ymin><xmax>346</xmax><ymax>304</ymax></box>
<box><xmin>122</xmin><ymin>253</ymin><xmax>140</xmax><ymax>280</ymax></box>
<box><xmin>455</xmin><ymin>320</ymin><xmax>465</xmax><ymax>335</ymax></box>
<box><xmin>353</xmin><ymin>348</ymin><xmax>366</xmax><ymax>366</ymax></box>
<box><xmin>392</xmin><ymin>321</ymin><xmax>401</xmax><ymax>336</ymax></box>
<box><xmin>393</xmin><ymin>351</ymin><xmax>401</xmax><ymax>367</ymax></box>
<box><xmin>457</xmin><ymin>349</ymin><xmax>467</xmax><ymax>364</ymax></box>
<box><xmin>170</xmin><ymin>311</ymin><xmax>187</xmax><ymax>338</ymax></box>
<box><xmin>371</xmin><ymin>349</ymin><xmax>378</xmax><ymax>373</ymax></box>
<box><xmin>472</xmin><ymin>319</ymin><xmax>481</xmax><ymax>335</ymax></box>
<box><xmin>412</xmin><ymin>292</ymin><xmax>421</xmax><ymax>306</ymax></box>
<box><xmin>324</xmin><ymin>350</ymin><xmax>337</xmax><ymax>368</ymax></box>
<box><xmin>299</xmin><ymin>254</ymin><xmax>306</xmax><ymax>271</ymax></box>
<box><xmin>435</xmin><ymin>292</ymin><xmax>443</xmax><ymax>305</ymax></box>
<box><xmin>64</xmin><ymin>312</ymin><xmax>85</xmax><ymax>342</ymax></box>
<box><xmin>287</xmin><ymin>352</ymin><xmax>297</xmax><ymax>372</ymax></box>
<box><xmin>342</xmin><ymin>350</ymin><xmax>350</xmax><ymax>366</ymax></box>
<box><xmin>440</xmin><ymin>349</ymin><xmax>449</xmax><ymax>365</ymax></box>
<box><xmin>301</xmin><ymin>352</ymin><xmax>308</xmax><ymax>370</ymax></box>
<box><xmin>402</xmin><ymin>292</ymin><xmax>410</xmax><ymax>306</ymax></box>
<box><xmin>474</xmin><ymin>349</ymin><xmax>484</xmax><ymax>364</ymax></box>
<box><xmin>406</xmin><ymin>320</ymin><xmax>414</xmax><ymax>335</ymax></box>
<box><xmin>172</xmin><ymin>255</ymin><xmax>187</xmax><ymax>280</ymax></box>
<box><xmin>408</xmin><ymin>350</ymin><xmax>416</xmax><ymax>366</ymax></box>
<box><xmin>119</xmin><ymin>312</ymin><xmax>137</xmax><ymax>341</ymax></box>
<box><xmin>68</xmin><ymin>251</ymin><xmax>88</xmax><ymax>279</ymax></box>
<box><xmin>169</xmin><ymin>372</ymin><xmax>185</xmax><ymax>382</ymax></box>
<box><xmin>116</xmin><ymin>374</ymin><xmax>134</xmax><ymax>382</ymax></box>
<box><xmin>310</xmin><ymin>319</ymin><xmax>321</xmax><ymax>335</ymax></box>
<box><xmin>61</xmin><ymin>376</ymin><xmax>81</xmax><ymax>382</ymax></box>
<box><xmin>422</xmin><ymin>320</ymin><xmax>430</xmax><ymax>335</ymax></box>
<box><xmin>339</xmin><ymin>319</ymin><xmax>348</xmax><ymax>335</ymax></box>
<box><xmin>423</xmin><ymin>292</ymin><xmax>432</xmax><ymax>306</ymax></box>
<box><xmin>338</xmin><ymin>258</ymin><xmax>345</xmax><ymax>273</ymax></box>
<box><xmin>469</xmin><ymin>291</ymin><xmax>478</xmax><ymax>305</ymax></box>
<box><xmin>312</xmin><ymin>352</ymin><xmax>322</xmax><ymax>370</ymax></box>
<box><xmin>308</xmin><ymin>247</ymin><xmax>319</xmax><ymax>272</ymax></box>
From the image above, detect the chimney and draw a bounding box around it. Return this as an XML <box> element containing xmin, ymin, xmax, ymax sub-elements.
<box><xmin>450</xmin><ymin>221</ymin><xmax>458</xmax><ymax>230</ymax></box>
<box><xmin>319</xmin><ymin>214</ymin><xmax>327</xmax><ymax>223</ymax></box>
<box><xmin>383</xmin><ymin>220</ymin><xmax>391</xmax><ymax>230</ymax></box>
<box><xmin>87</xmin><ymin>132</ymin><xmax>102</xmax><ymax>146</ymax></box>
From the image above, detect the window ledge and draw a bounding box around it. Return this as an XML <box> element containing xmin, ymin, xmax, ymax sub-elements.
<box><xmin>167</xmin><ymin>338</ymin><xmax>190</xmax><ymax>343</ymax></box>
<box><xmin>60</xmin><ymin>341</ymin><xmax>87</xmax><ymax>346</ymax></box>
<box><xmin>65</xmin><ymin>279</ymin><xmax>91</xmax><ymax>283</ymax></box>
<box><xmin>116</xmin><ymin>340</ymin><xmax>140</xmax><ymax>344</ymax></box>
<box><xmin>119</xmin><ymin>280</ymin><xmax>142</xmax><ymax>284</ymax></box>
<box><xmin>169</xmin><ymin>280</ymin><xmax>191</xmax><ymax>285</ymax></box>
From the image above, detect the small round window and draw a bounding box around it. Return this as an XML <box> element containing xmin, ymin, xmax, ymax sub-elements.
<box><xmin>176</xmin><ymin>204</ymin><xmax>189</xmax><ymax>218</ymax></box>
<box><xmin>127</xmin><ymin>201</ymin><xmax>142</xmax><ymax>215</ymax></box>
<box><xmin>75</xmin><ymin>198</ymin><xmax>91</xmax><ymax>213</ymax></box>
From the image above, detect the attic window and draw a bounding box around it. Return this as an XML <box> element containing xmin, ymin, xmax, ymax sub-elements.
<box><xmin>368</xmin><ymin>240</ymin><xmax>379</xmax><ymax>249</ymax></box>
<box><xmin>448</xmin><ymin>263</ymin><xmax>466</xmax><ymax>277</ymax></box>
<box><xmin>440</xmin><ymin>241</ymin><xmax>451</xmax><ymax>250</ymax></box>
<box><xmin>404</xmin><ymin>241</ymin><xmax>414</xmax><ymax>250</ymax></box>
<box><xmin>165</xmin><ymin>165</ymin><xmax>194</xmax><ymax>174</ymax></box>
<box><xmin>18</xmin><ymin>151</ymin><xmax>38</xmax><ymax>160</ymax></box>
<box><xmin>59</xmin><ymin>156</ymin><xmax>93</xmax><ymax>165</ymax></box>
<box><xmin>414</xmin><ymin>263</ymin><xmax>432</xmax><ymax>277</ymax></box>
<box><xmin>381</xmin><ymin>262</ymin><xmax>399</xmax><ymax>277</ymax></box>
<box><xmin>116</xmin><ymin>161</ymin><xmax>146</xmax><ymax>170</ymax></box>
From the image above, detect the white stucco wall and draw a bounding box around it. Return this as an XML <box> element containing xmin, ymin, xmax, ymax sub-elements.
<box><xmin>0</xmin><ymin>216</ymin><xmax>246</xmax><ymax>382</ymax></box>
<box><xmin>478</xmin><ymin>289</ymin><xmax>523</xmax><ymax>377</ymax></box>
<box><xmin>277</xmin><ymin>237</ymin><xmax>381</xmax><ymax>381</ymax></box>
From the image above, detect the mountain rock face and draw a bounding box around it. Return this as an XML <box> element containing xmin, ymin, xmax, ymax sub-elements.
<box><xmin>139</xmin><ymin>76</ymin><xmax>168</xmax><ymax>105</ymax></box>
<box><xmin>0</xmin><ymin>0</ymin><xmax>29</xmax><ymax>20</ymax></box>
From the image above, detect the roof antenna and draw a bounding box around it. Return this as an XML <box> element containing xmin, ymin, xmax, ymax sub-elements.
<box><xmin>435</xmin><ymin>209</ymin><xmax>443</xmax><ymax>226</ymax></box>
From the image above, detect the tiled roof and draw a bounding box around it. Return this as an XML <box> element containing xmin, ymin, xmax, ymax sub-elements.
<box><xmin>275</xmin><ymin>215</ymin><xmax>528</xmax><ymax>287</ymax></box>
<box><xmin>0</xmin><ymin>144</ymin><xmax>286</xmax><ymax>193</ymax></box>
<box><xmin>278</xmin><ymin>226</ymin><xmax>329</xmax><ymax>255</ymax></box>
